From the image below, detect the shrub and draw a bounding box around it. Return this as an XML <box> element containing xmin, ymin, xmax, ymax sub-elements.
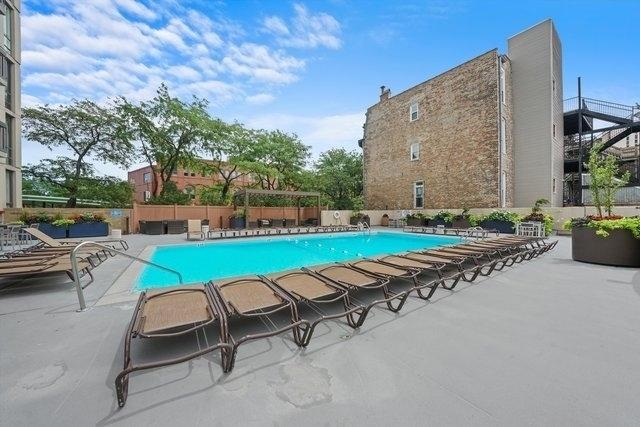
<box><xmin>483</xmin><ymin>210</ymin><xmax>522</xmax><ymax>224</ymax></box>
<box><xmin>406</xmin><ymin>212</ymin><xmax>429</xmax><ymax>220</ymax></box>
<box><xmin>52</xmin><ymin>218</ymin><xmax>75</xmax><ymax>227</ymax></box>
<box><xmin>432</xmin><ymin>210</ymin><xmax>455</xmax><ymax>223</ymax></box>
<box><xmin>564</xmin><ymin>216</ymin><xmax>640</xmax><ymax>239</ymax></box>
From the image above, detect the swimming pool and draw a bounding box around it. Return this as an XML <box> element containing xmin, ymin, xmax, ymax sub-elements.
<box><xmin>135</xmin><ymin>231</ymin><xmax>461</xmax><ymax>290</ymax></box>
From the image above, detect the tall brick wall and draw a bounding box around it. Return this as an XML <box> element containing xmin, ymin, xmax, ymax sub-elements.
<box><xmin>362</xmin><ymin>50</ymin><xmax>514</xmax><ymax>209</ymax></box>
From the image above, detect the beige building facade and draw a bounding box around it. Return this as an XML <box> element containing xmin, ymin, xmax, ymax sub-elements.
<box><xmin>361</xmin><ymin>19</ymin><xmax>563</xmax><ymax>209</ymax></box>
<box><xmin>0</xmin><ymin>0</ymin><xmax>20</xmax><ymax>208</ymax></box>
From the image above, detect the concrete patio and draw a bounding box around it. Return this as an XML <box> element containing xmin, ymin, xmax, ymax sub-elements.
<box><xmin>1</xmin><ymin>234</ymin><xmax>639</xmax><ymax>426</ymax></box>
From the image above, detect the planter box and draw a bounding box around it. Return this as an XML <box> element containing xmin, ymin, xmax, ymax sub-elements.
<box><xmin>39</xmin><ymin>223</ymin><xmax>68</xmax><ymax>239</ymax></box>
<box><xmin>428</xmin><ymin>219</ymin><xmax>452</xmax><ymax>228</ymax></box>
<box><xmin>406</xmin><ymin>218</ymin><xmax>425</xmax><ymax>227</ymax></box>
<box><xmin>68</xmin><ymin>222</ymin><xmax>109</xmax><ymax>238</ymax></box>
<box><xmin>144</xmin><ymin>221</ymin><xmax>165</xmax><ymax>235</ymax></box>
<box><xmin>229</xmin><ymin>217</ymin><xmax>246</xmax><ymax>230</ymax></box>
<box><xmin>452</xmin><ymin>219</ymin><xmax>471</xmax><ymax>229</ymax></box>
<box><xmin>572</xmin><ymin>226</ymin><xmax>640</xmax><ymax>267</ymax></box>
<box><xmin>479</xmin><ymin>219</ymin><xmax>515</xmax><ymax>234</ymax></box>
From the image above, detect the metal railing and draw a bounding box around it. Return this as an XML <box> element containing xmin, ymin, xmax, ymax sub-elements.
<box><xmin>564</xmin><ymin>96</ymin><xmax>637</xmax><ymax>121</ymax></box>
<box><xmin>358</xmin><ymin>221</ymin><xmax>371</xmax><ymax>235</ymax></box>
<box><xmin>71</xmin><ymin>241</ymin><xmax>184</xmax><ymax>311</ymax></box>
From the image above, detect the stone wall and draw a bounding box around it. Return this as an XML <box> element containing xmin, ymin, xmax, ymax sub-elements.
<box><xmin>362</xmin><ymin>49</ymin><xmax>512</xmax><ymax>210</ymax></box>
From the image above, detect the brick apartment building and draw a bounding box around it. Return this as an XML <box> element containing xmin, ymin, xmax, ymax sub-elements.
<box><xmin>128</xmin><ymin>161</ymin><xmax>255</xmax><ymax>204</ymax></box>
<box><xmin>360</xmin><ymin>19</ymin><xmax>564</xmax><ymax>209</ymax></box>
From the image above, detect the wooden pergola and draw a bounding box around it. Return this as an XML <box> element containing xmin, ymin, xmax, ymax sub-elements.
<box><xmin>233</xmin><ymin>189</ymin><xmax>321</xmax><ymax>226</ymax></box>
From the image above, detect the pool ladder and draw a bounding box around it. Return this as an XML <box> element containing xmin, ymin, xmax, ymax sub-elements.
<box><xmin>70</xmin><ymin>241</ymin><xmax>184</xmax><ymax>312</ymax></box>
<box><xmin>358</xmin><ymin>222</ymin><xmax>371</xmax><ymax>235</ymax></box>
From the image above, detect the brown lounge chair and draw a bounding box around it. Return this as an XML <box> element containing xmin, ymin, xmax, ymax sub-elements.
<box><xmin>115</xmin><ymin>285</ymin><xmax>232</xmax><ymax>408</ymax></box>
<box><xmin>0</xmin><ymin>254</ymin><xmax>94</xmax><ymax>284</ymax></box>
<box><xmin>374</xmin><ymin>255</ymin><xmax>447</xmax><ymax>300</ymax></box>
<box><xmin>308</xmin><ymin>264</ymin><xmax>409</xmax><ymax>312</ymax></box>
<box><xmin>402</xmin><ymin>252</ymin><xmax>487</xmax><ymax>285</ymax></box>
<box><xmin>22</xmin><ymin>227</ymin><xmax>129</xmax><ymax>251</ymax></box>
<box><xmin>186</xmin><ymin>220</ymin><xmax>204</xmax><ymax>240</ymax></box>
<box><xmin>266</xmin><ymin>271</ymin><xmax>367</xmax><ymax>345</ymax></box>
<box><xmin>209</xmin><ymin>276</ymin><xmax>310</xmax><ymax>371</ymax></box>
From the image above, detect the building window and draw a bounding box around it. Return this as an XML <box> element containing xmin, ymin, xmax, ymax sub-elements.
<box><xmin>143</xmin><ymin>172</ymin><xmax>151</xmax><ymax>183</ymax></box>
<box><xmin>553</xmin><ymin>124</ymin><xmax>556</xmax><ymax>138</ymax></box>
<box><xmin>410</xmin><ymin>142</ymin><xmax>420</xmax><ymax>161</ymax></box>
<box><xmin>143</xmin><ymin>190</ymin><xmax>151</xmax><ymax>202</ymax></box>
<box><xmin>3</xmin><ymin>5</ymin><xmax>11</xmax><ymax>52</ymax></box>
<box><xmin>413</xmin><ymin>181</ymin><xmax>424</xmax><ymax>209</ymax></box>
<box><xmin>553</xmin><ymin>177</ymin><xmax>557</xmax><ymax>194</ymax></box>
<box><xmin>500</xmin><ymin>118</ymin><xmax>506</xmax><ymax>155</ymax></box>
<box><xmin>552</xmin><ymin>78</ymin><xmax>556</xmax><ymax>94</ymax></box>
<box><xmin>5</xmin><ymin>169</ymin><xmax>13</xmax><ymax>208</ymax></box>
<box><xmin>627</xmin><ymin>136</ymin><xmax>631</xmax><ymax>147</ymax></box>
<box><xmin>500</xmin><ymin>64</ymin><xmax>506</xmax><ymax>105</ymax></box>
<box><xmin>409</xmin><ymin>102</ymin><xmax>418</xmax><ymax>122</ymax></box>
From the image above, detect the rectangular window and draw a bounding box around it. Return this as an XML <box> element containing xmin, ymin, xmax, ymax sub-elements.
<box><xmin>553</xmin><ymin>177</ymin><xmax>557</xmax><ymax>194</ymax></box>
<box><xmin>183</xmin><ymin>169</ymin><xmax>189</xmax><ymax>176</ymax></box>
<box><xmin>410</xmin><ymin>142</ymin><xmax>420</xmax><ymax>161</ymax></box>
<box><xmin>627</xmin><ymin>136</ymin><xmax>631</xmax><ymax>147</ymax></box>
<box><xmin>143</xmin><ymin>190</ymin><xmax>151</xmax><ymax>202</ymax></box>
<box><xmin>553</xmin><ymin>124</ymin><xmax>556</xmax><ymax>138</ymax></box>
<box><xmin>409</xmin><ymin>102</ymin><xmax>418</xmax><ymax>122</ymax></box>
<box><xmin>414</xmin><ymin>181</ymin><xmax>424</xmax><ymax>209</ymax></box>
<box><xmin>3</xmin><ymin>6</ymin><xmax>11</xmax><ymax>52</ymax></box>
<box><xmin>552</xmin><ymin>78</ymin><xmax>556</xmax><ymax>94</ymax></box>
<box><xmin>500</xmin><ymin>118</ymin><xmax>506</xmax><ymax>155</ymax></box>
<box><xmin>5</xmin><ymin>169</ymin><xmax>13</xmax><ymax>208</ymax></box>
<box><xmin>500</xmin><ymin>64</ymin><xmax>506</xmax><ymax>105</ymax></box>
<box><xmin>143</xmin><ymin>172</ymin><xmax>151</xmax><ymax>183</ymax></box>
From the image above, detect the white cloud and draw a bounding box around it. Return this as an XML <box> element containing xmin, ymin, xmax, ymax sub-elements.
<box><xmin>246</xmin><ymin>112</ymin><xmax>365</xmax><ymax>157</ymax></box>
<box><xmin>245</xmin><ymin>93</ymin><xmax>275</xmax><ymax>105</ymax></box>
<box><xmin>114</xmin><ymin>0</ymin><xmax>157</xmax><ymax>21</ymax></box>
<box><xmin>222</xmin><ymin>43</ymin><xmax>305</xmax><ymax>84</ymax></box>
<box><xmin>264</xmin><ymin>3</ymin><xmax>342</xmax><ymax>49</ymax></box>
<box><xmin>167</xmin><ymin>65</ymin><xmax>202</xmax><ymax>82</ymax></box>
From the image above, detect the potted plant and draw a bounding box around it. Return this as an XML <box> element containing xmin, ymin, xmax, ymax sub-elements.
<box><xmin>19</xmin><ymin>211</ymin><xmax>69</xmax><ymax>238</ymax></box>
<box><xmin>428</xmin><ymin>210</ymin><xmax>455</xmax><ymax>228</ymax></box>
<box><xmin>349</xmin><ymin>211</ymin><xmax>370</xmax><ymax>226</ymax></box>
<box><xmin>452</xmin><ymin>208</ymin><xmax>471</xmax><ymax>229</ymax></box>
<box><xmin>565</xmin><ymin>144</ymin><xmax>638</xmax><ymax>267</ymax></box>
<box><xmin>479</xmin><ymin>210</ymin><xmax>522</xmax><ymax>234</ymax></box>
<box><xmin>521</xmin><ymin>198</ymin><xmax>553</xmax><ymax>236</ymax></box>
<box><xmin>406</xmin><ymin>212</ymin><xmax>428</xmax><ymax>226</ymax></box>
<box><xmin>52</xmin><ymin>218</ymin><xmax>76</xmax><ymax>237</ymax></box>
<box><xmin>68</xmin><ymin>212</ymin><xmax>109</xmax><ymax>238</ymax></box>
<box><xmin>229</xmin><ymin>209</ymin><xmax>246</xmax><ymax>229</ymax></box>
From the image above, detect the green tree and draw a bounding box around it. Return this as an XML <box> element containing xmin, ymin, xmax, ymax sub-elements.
<box><xmin>146</xmin><ymin>181</ymin><xmax>191</xmax><ymax>205</ymax></box>
<box><xmin>198</xmin><ymin>183</ymin><xmax>231</xmax><ymax>206</ymax></box>
<box><xmin>314</xmin><ymin>149</ymin><xmax>363</xmax><ymax>209</ymax></box>
<box><xmin>588</xmin><ymin>143</ymin><xmax>630</xmax><ymax>217</ymax></box>
<box><xmin>22</xmin><ymin>100</ymin><xmax>134</xmax><ymax>207</ymax></box>
<box><xmin>119</xmin><ymin>84</ymin><xmax>209</xmax><ymax>197</ymax></box>
<box><xmin>247</xmin><ymin>130</ymin><xmax>310</xmax><ymax>190</ymax></box>
<box><xmin>199</xmin><ymin>122</ymin><xmax>256</xmax><ymax>200</ymax></box>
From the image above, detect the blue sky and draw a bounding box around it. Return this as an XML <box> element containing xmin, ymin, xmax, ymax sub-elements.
<box><xmin>22</xmin><ymin>0</ymin><xmax>640</xmax><ymax>178</ymax></box>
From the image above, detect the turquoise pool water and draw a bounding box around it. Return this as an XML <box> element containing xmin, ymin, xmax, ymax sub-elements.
<box><xmin>135</xmin><ymin>231</ymin><xmax>461</xmax><ymax>290</ymax></box>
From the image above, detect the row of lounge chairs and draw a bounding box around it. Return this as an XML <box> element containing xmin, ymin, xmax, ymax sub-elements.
<box><xmin>187</xmin><ymin>219</ymin><xmax>362</xmax><ymax>241</ymax></box>
<box><xmin>404</xmin><ymin>225</ymin><xmax>497</xmax><ymax>238</ymax></box>
<box><xmin>116</xmin><ymin>235</ymin><xmax>557</xmax><ymax>407</ymax></box>
<box><xmin>0</xmin><ymin>228</ymin><xmax>129</xmax><ymax>284</ymax></box>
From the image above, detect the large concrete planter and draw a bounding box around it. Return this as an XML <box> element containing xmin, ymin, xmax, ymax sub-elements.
<box><xmin>229</xmin><ymin>217</ymin><xmax>246</xmax><ymax>230</ymax></box>
<box><xmin>68</xmin><ymin>222</ymin><xmax>109</xmax><ymax>238</ymax></box>
<box><xmin>452</xmin><ymin>218</ymin><xmax>471</xmax><ymax>229</ymax></box>
<box><xmin>480</xmin><ymin>219</ymin><xmax>515</xmax><ymax>234</ymax></box>
<box><xmin>427</xmin><ymin>219</ymin><xmax>452</xmax><ymax>228</ymax></box>
<box><xmin>406</xmin><ymin>218</ymin><xmax>425</xmax><ymax>227</ymax></box>
<box><xmin>572</xmin><ymin>226</ymin><xmax>640</xmax><ymax>267</ymax></box>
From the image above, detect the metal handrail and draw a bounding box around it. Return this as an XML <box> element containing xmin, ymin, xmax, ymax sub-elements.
<box><xmin>358</xmin><ymin>221</ymin><xmax>371</xmax><ymax>235</ymax></box>
<box><xmin>71</xmin><ymin>241</ymin><xmax>184</xmax><ymax>312</ymax></box>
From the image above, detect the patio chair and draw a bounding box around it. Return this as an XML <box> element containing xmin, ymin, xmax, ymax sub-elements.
<box><xmin>209</xmin><ymin>276</ymin><xmax>310</xmax><ymax>371</ymax></box>
<box><xmin>309</xmin><ymin>264</ymin><xmax>409</xmax><ymax>312</ymax></box>
<box><xmin>266</xmin><ymin>271</ymin><xmax>367</xmax><ymax>345</ymax></box>
<box><xmin>22</xmin><ymin>227</ymin><xmax>129</xmax><ymax>251</ymax></box>
<box><xmin>0</xmin><ymin>255</ymin><xmax>94</xmax><ymax>284</ymax></box>
<box><xmin>115</xmin><ymin>285</ymin><xmax>233</xmax><ymax>407</ymax></box>
<box><xmin>373</xmin><ymin>255</ymin><xmax>448</xmax><ymax>299</ymax></box>
<box><xmin>186</xmin><ymin>220</ymin><xmax>204</xmax><ymax>241</ymax></box>
<box><xmin>402</xmin><ymin>251</ymin><xmax>487</xmax><ymax>284</ymax></box>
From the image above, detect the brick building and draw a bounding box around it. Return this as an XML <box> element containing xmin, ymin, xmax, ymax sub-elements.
<box><xmin>360</xmin><ymin>20</ymin><xmax>564</xmax><ymax>209</ymax></box>
<box><xmin>128</xmin><ymin>161</ymin><xmax>255</xmax><ymax>204</ymax></box>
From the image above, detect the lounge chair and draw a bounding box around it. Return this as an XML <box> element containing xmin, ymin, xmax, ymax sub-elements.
<box><xmin>402</xmin><ymin>251</ymin><xmax>487</xmax><ymax>284</ymax></box>
<box><xmin>0</xmin><ymin>254</ymin><xmax>94</xmax><ymax>284</ymax></box>
<box><xmin>209</xmin><ymin>276</ymin><xmax>310</xmax><ymax>371</ymax></box>
<box><xmin>309</xmin><ymin>264</ymin><xmax>409</xmax><ymax>312</ymax></box>
<box><xmin>266</xmin><ymin>271</ymin><xmax>367</xmax><ymax>345</ymax></box>
<box><xmin>115</xmin><ymin>285</ymin><xmax>232</xmax><ymax>407</ymax></box>
<box><xmin>374</xmin><ymin>255</ymin><xmax>448</xmax><ymax>299</ymax></box>
<box><xmin>186</xmin><ymin>220</ymin><xmax>204</xmax><ymax>240</ymax></box>
<box><xmin>22</xmin><ymin>227</ymin><xmax>129</xmax><ymax>250</ymax></box>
